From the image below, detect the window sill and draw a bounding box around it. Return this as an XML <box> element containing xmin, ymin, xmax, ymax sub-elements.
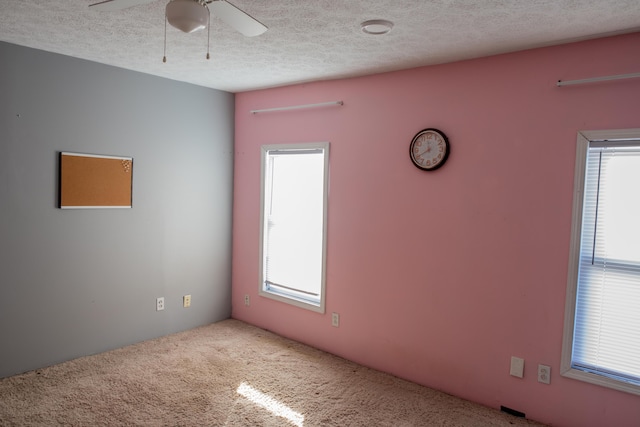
<box><xmin>259</xmin><ymin>289</ymin><xmax>325</xmax><ymax>313</ymax></box>
<box><xmin>561</xmin><ymin>366</ymin><xmax>640</xmax><ymax>396</ymax></box>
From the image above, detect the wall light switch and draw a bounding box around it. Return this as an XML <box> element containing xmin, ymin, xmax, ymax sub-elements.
<box><xmin>510</xmin><ymin>356</ymin><xmax>525</xmax><ymax>378</ymax></box>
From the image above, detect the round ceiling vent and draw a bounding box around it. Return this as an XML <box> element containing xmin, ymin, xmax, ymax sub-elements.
<box><xmin>360</xmin><ymin>19</ymin><xmax>394</xmax><ymax>35</ymax></box>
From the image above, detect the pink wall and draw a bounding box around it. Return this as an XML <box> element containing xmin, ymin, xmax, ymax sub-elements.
<box><xmin>232</xmin><ymin>33</ymin><xmax>640</xmax><ymax>427</ymax></box>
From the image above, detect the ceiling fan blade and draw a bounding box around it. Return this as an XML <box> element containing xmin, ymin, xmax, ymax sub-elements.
<box><xmin>209</xmin><ymin>0</ymin><xmax>268</xmax><ymax>37</ymax></box>
<box><xmin>89</xmin><ymin>0</ymin><xmax>156</xmax><ymax>12</ymax></box>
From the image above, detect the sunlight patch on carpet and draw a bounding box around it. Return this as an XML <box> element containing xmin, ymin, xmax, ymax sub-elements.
<box><xmin>237</xmin><ymin>382</ymin><xmax>304</xmax><ymax>427</ymax></box>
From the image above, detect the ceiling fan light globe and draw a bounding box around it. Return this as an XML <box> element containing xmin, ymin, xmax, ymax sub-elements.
<box><xmin>166</xmin><ymin>0</ymin><xmax>208</xmax><ymax>33</ymax></box>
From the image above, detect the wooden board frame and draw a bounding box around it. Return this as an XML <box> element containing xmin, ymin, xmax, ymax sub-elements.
<box><xmin>59</xmin><ymin>152</ymin><xmax>133</xmax><ymax>209</ymax></box>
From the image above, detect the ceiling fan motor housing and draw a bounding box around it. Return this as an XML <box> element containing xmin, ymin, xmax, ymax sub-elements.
<box><xmin>166</xmin><ymin>0</ymin><xmax>209</xmax><ymax>33</ymax></box>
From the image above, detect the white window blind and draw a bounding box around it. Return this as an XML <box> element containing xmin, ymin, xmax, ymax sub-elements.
<box><xmin>570</xmin><ymin>140</ymin><xmax>640</xmax><ymax>389</ymax></box>
<box><xmin>259</xmin><ymin>143</ymin><xmax>329</xmax><ymax>312</ymax></box>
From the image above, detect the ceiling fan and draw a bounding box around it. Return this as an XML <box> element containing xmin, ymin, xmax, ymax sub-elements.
<box><xmin>89</xmin><ymin>0</ymin><xmax>267</xmax><ymax>61</ymax></box>
<box><xmin>90</xmin><ymin>0</ymin><xmax>267</xmax><ymax>35</ymax></box>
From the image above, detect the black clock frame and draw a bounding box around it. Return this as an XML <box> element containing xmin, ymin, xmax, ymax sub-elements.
<box><xmin>409</xmin><ymin>128</ymin><xmax>450</xmax><ymax>171</ymax></box>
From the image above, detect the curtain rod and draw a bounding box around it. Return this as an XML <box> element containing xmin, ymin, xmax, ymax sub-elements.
<box><xmin>250</xmin><ymin>101</ymin><xmax>343</xmax><ymax>114</ymax></box>
<box><xmin>557</xmin><ymin>72</ymin><xmax>640</xmax><ymax>87</ymax></box>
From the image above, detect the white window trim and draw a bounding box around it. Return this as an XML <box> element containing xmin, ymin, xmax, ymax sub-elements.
<box><xmin>561</xmin><ymin>128</ymin><xmax>640</xmax><ymax>395</ymax></box>
<box><xmin>258</xmin><ymin>142</ymin><xmax>329</xmax><ymax>313</ymax></box>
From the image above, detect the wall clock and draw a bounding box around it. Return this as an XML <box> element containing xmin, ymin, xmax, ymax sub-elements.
<box><xmin>409</xmin><ymin>128</ymin><xmax>450</xmax><ymax>171</ymax></box>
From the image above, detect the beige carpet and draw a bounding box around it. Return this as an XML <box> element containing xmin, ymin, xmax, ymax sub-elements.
<box><xmin>0</xmin><ymin>319</ymin><xmax>545</xmax><ymax>426</ymax></box>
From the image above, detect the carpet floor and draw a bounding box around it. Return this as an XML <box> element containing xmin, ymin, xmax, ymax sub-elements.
<box><xmin>0</xmin><ymin>319</ymin><xmax>546</xmax><ymax>426</ymax></box>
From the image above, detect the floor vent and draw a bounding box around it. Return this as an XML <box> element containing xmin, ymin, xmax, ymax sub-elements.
<box><xmin>500</xmin><ymin>405</ymin><xmax>525</xmax><ymax>418</ymax></box>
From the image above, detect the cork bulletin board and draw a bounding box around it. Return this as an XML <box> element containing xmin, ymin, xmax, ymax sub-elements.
<box><xmin>59</xmin><ymin>152</ymin><xmax>133</xmax><ymax>209</ymax></box>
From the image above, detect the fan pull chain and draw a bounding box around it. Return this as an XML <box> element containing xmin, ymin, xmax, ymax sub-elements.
<box><xmin>162</xmin><ymin>15</ymin><xmax>167</xmax><ymax>63</ymax></box>
<box><xmin>206</xmin><ymin>7</ymin><xmax>211</xmax><ymax>60</ymax></box>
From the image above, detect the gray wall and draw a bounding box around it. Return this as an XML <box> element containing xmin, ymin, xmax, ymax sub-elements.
<box><xmin>0</xmin><ymin>42</ymin><xmax>234</xmax><ymax>378</ymax></box>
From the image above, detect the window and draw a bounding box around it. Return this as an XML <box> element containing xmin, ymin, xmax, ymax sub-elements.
<box><xmin>259</xmin><ymin>143</ymin><xmax>329</xmax><ymax>313</ymax></box>
<box><xmin>562</xmin><ymin>129</ymin><xmax>640</xmax><ymax>395</ymax></box>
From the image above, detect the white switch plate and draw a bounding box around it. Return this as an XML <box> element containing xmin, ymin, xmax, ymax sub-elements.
<box><xmin>244</xmin><ymin>295</ymin><xmax>250</xmax><ymax>306</ymax></box>
<box><xmin>538</xmin><ymin>364</ymin><xmax>551</xmax><ymax>384</ymax></box>
<box><xmin>510</xmin><ymin>356</ymin><xmax>524</xmax><ymax>378</ymax></box>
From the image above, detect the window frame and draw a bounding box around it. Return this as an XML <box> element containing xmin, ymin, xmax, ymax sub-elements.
<box><xmin>258</xmin><ymin>142</ymin><xmax>330</xmax><ymax>313</ymax></box>
<box><xmin>561</xmin><ymin>128</ymin><xmax>640</xmax><ymax>395</ymax></box>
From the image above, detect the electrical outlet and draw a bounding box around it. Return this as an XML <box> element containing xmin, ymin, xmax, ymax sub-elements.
<box><xmin>244</xmin><ymin>295</ymin><xmax>250</xmax><ymax>306</ymax></box>
<box><xmin>183</xmin><ymin>294</ymin><xmax>191</xmax><ymax>308</ymax></box>
<box><xmin>156</xmin><ymin>297</ymin><xmax>165</xmax><ymax>311</ymax></box>
<box><xmin>331</xmin><ymin>312</ymin><xmax>340</xmax><ymax>327</ymax></box>
<box><xmin>538</xmin><ymin>364</ymin><xmax>551</xmax><ymax>384</ymax></box>
<box><xmin>510</xmin><ymin>356</ymin><xmax>524</xmax><ymax>378</ymax></box>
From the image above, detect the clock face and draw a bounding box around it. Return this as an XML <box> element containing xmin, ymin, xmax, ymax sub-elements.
<box><xmin>409</xmin><ymin>128</ymin><xmax>449</xmax><ymax>171</ymax></box>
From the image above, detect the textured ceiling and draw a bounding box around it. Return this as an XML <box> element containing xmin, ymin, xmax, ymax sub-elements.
<box><xmin>0</xmin><ymin>0</ymin><xmax>639</xmax><ymax>93</ymax></box>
